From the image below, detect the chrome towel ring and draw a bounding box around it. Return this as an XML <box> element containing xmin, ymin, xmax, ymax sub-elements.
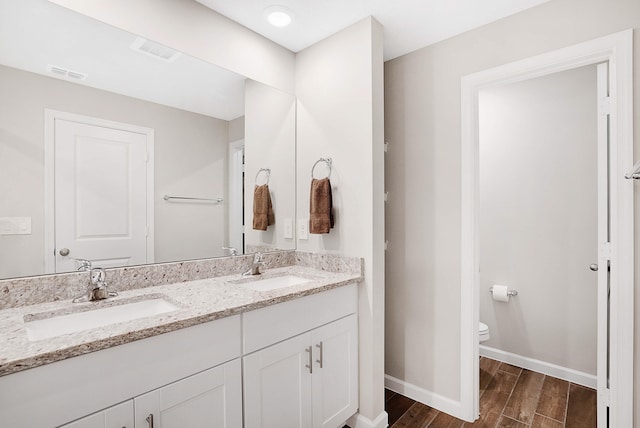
<box><xmin>311</xmin><ymin>158</ymin><xmax>332</xmax><ymax>179</ymax></box>
<box><xmin>255</xmin><ymin>168</ymin><xmax>271</xmax><ymax>185</ymax></box>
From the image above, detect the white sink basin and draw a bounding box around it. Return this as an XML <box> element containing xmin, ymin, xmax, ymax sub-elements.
<box><xmin>24</xmin><ymin>298</ymin><xmax>179</xmax><ymax>341</ymax></box>
<box><xmin>237</xmin><ymin>274</ymin><xmax>313</xmax><ymax>292</ymax></box>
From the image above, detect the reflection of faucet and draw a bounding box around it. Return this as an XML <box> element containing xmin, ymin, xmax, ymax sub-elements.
<box><xmin>243</xmin><ymin>252</ymin><xmax>265</xmax><ymax>276</ymax></box>
<box><xmin>222</xmin><ymin>246</ymin><xmax>238</xmax><ymax>256</ymax></box>
<box><xmin>75</xmin><ymin>258</ymin><xmax>92</xmax><ymax>272</ymax></box>
<box><xmin>73</xmin><ymin>267</ymin><xmax>118</xmax><ymax>303</ymax></box>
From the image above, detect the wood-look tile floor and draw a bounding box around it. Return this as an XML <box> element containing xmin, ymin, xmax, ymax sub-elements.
<box><xmin>386</xmin><ymin>357</ymin><xmax>596</xmax><ymax>428</ymax></box>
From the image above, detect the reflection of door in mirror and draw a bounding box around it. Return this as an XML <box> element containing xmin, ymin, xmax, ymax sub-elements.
<box><xmin>228</xmin><ymin>140</ymin><xmax>245</xmax><ymax>255</ymax></box>
<box><xmin>46</xmin><ymin>111</ymin><xmax>154</xmax><ymax>274</ymax></box>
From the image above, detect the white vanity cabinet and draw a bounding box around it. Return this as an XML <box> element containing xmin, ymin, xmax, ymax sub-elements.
<box><xmin>134</xmin><ymin>359</ymin><xmax>242</xmax><ymax>428</ymax></box>
<box><xmin>0</xmin><ymin>315</ymin><xmax>242</xmax><ymax>428</ymax></box>
<box><xmin>59</xmin><ymin>359</ymin><xmax>242</xmax><ymax>428</ymax></box>
<box><xmin>58</xmin><ymin>401</ymin><xmax>133</xmax><ymax>428</ymax></box>
<box><xmin>0</xmin><ymin>283</ymin><xmax>359</xmax><ymax>428</ymax></box>
<box><xmin>311</xmin><ymin>315</ymin><xmax>359</xmax><ymax>428</ymax></box>
<box><xmin>242</xmin><ymin>284</ymin><xmax>358</xmax><ymax>428</ymax></box>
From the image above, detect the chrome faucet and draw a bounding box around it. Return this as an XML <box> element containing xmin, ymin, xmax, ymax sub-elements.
<box><xmin>73</xmin><ymin>267</ymin><xmax>118</xmax><ymax>303</ymax></box>
<box><xmin>243</xmin><ymin>252</ymin><xmax>265</xmax><ymax>276</ymax></box>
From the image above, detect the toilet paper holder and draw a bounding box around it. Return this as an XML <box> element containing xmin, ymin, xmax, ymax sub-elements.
<box><xmin>489</xmin><ymin>286</ymin><xmax>518</xmax><ymax>297</ymax></box>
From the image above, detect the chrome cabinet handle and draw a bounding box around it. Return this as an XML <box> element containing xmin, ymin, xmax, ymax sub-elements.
<box><xmin>59</xmin><ymin>248</ymin><xmax>70</xmax><ymax>256</ymax></box>
<box><xmin>590</xmin><ymin>264</ymin><xmax>598</xmax><ymax>272</ymax></box>
<box><xmin>315</xmin><ymin>342</ymin><xmax>324</xmax><ymax>368</ymax></box>
<box><xmin>305</xmin><ymin>346</ymin><xmax>313</xmax><ymax>374</ymax></box>
<box><xmin>146</xmin><ymin>414</ymin><xmax>154</xmax><ymax>428</ymax></box>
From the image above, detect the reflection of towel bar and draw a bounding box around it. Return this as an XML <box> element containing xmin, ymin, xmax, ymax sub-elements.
<box><xmin>163</xmin><ymin>195</ymin><xmax>223</xmax><ymax>204</ymax></box>
<box><xmin>255</xmin><ymin>168</ymin><xmax>271</xmax><ymax>185</ymax></box>
<box><xmin>311</xmin><ymin>157</ymin><xmax>332</xmax><ymax>179</ymax></box>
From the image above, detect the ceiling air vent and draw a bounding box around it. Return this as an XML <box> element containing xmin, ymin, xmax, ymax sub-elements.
<box><xmin>130</xmin><ymin>37</ymin><xmax>182</xmax><ymax>63</ymax></box>
<box><xmin>46</xmin><ymin>64</ymin><xmax>87</xmax><ymax>80</ymax></box>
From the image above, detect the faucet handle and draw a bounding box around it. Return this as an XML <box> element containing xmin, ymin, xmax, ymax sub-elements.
<box><xmin>89</xmin><ymin>267</ymin><xmax>106</xmax><ymax>286</ymax></box>
<box><xmin>254</xmin><ymin>252</ymin><xmax>263</xmax><ymax>262</ymax></box>
<box><xmin>75</xmin><ymin>258</ymin><xmax>92</xmax><ymax>272</ymax></box>
<box><xmin>222</xmin><ymin>246</ymin><xmax>238</xmax><ymax>256</ymax></box>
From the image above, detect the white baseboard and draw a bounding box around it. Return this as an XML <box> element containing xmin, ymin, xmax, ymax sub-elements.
<box><xmin>384</xmin><ymin>374</ymin><xmax>469</xmax><ymax>422</ymax></box>
<box><xmin>346</xmin><ymin>411</ymin><xmax>388</xmax><ymax>428</ymax></box>
<box><xmin>479</xmin><ymin>345</ymin><xmax>597</xmax><ymax>388</ymax></box>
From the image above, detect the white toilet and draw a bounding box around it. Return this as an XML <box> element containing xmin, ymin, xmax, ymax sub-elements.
<box><xmin>479</xmin><ymin>322</ymin><xmax>490</xmax><ymax>343</ymax></box>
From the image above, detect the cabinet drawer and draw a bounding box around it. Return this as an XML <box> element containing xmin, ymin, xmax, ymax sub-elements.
<box><xmin>243</xmin><ymin>283</ymin><xmax>357</xmax><ymax>354</ymax></box>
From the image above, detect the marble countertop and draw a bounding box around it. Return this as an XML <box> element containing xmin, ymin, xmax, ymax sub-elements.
<box><xmin>0</xmin><ymin>265</ymin><xmax>361</xmax><ymax>377</ymax></box>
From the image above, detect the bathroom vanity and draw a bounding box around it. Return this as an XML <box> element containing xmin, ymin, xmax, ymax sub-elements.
<box><xmin>0</xmin><ymin>252</ymin><xmax>361</xmax><ymax>428</ymax></box>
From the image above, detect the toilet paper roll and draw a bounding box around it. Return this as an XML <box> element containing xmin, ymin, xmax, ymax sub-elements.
<box><xmin>491</xmin><ymin>284</ymin><xmax>510</xmax><ymax>302</ymax></box>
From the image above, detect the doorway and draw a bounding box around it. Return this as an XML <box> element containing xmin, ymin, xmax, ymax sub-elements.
<box><xmin>460</xmin><ymin>30</ymin><xmax>633</xmax><ymax>426</ymax></box>
<box><xmin>478</xmin><ymin>63</ymin><xmax>599</xmax><ymax>386</ymax></box>
<box><xmin>44</xmin><ymin>110</ymin><xmax>155</xmax><ymax>273</ymax></box>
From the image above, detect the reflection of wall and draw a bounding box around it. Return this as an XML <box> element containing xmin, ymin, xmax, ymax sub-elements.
<box><xmin>244</xmin><ymin>80</ymin><xmax>296</xmax><ymax>252</ymax></box>
<box><xmin>0</xmin><ymin>64</ymin><xmax>229</xmax><ymax>278</ymax></box>
<box><xmin>479</xmin><ymin>66</ymin><xmax>597</xmax><ymax>376</ymax></box>
<box><xmin>384</xmin><ymin>0</ymin><xmax>640</xmax><ymax>413</ymax></box>
<box><xmin>228</xmin><ymin>116</ymin><xmax>244</xmax><ymax>143</ymax></box>
<box><xmin>295</xmin><ymin>17</ymin><xmax>386</xmax><ymax>425</ymax></box>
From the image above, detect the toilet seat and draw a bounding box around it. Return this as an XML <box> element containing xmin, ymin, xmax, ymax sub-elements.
<box><xmin>479</xmin><ymin>322</ymin><xmax>490</xmax><ymax>342</ymax></box>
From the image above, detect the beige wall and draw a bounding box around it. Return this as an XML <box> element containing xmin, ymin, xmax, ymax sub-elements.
<box><xmin>479</xmin><ymin>65</ymin><xmax>598</xmax><ymax>376</ymax></box>
<box><xmin>48</xmin><ymin>0</ymin><xmax>295</xmax><ymax>94</ymax></box>
<box><xmin>296</xmin><ymin>17</ymin><xmax>387</xmax><ymax>426</ymax></box>
<box><xmin>0</xmin><ymin>65</ymin><xmax>229</xmax><ymax>278</ymax></box>
<box><xmin>384</xmin><ymin>0</ymin><xmax>640</xmax><ymax>415</ymax></box>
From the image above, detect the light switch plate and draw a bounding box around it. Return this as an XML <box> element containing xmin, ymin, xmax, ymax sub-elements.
<box><xmin>283</xmin><ymin>218</ymin><xmax>293</xmax><ymax>239</ymax></box>
<box><xmin>298</xmin><ymin>219</ymin><xmax>308</xmax><ymax>240</ymax></box>
<box><xmin>0</xmin><ymin>217</ymin><xmax>32</xmax><ymax>235</ymax></box>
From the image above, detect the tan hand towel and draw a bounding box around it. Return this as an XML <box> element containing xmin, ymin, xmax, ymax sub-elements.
<box><xmin>309</xmin><ymin>178</ymin><xmax>334</xmax><ymax>234</ymax></box>
<box><xmin>253</xmin><ymin>184</ymin><xmax>275</xmax><ymax>231</ymax></box>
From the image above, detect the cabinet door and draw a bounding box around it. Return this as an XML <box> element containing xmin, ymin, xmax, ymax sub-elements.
<box><xmin>59</xmin><ymin>400</ymin><xmax>133</xmax><ymax>428</ymax></box>
<box><xmin>312</xmin><ymin>314</ymin><xmax>359</xmax><ymax>428</ymax></box>
<box><xmin>134</xmin><ymin>359</ymin><xmax>242</xmax><ymax>428</ymax></box>
<box><xmin>243</xmin><ymin>333</ymin><xmax>313</xmax><ymax>428</ymax></box>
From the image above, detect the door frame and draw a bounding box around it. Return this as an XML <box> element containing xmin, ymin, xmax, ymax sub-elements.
<box><xmin>460</xmin><ymin>30</ymin><xmax>633</xmax><ymax>424</ymax></box>
<box><xmin>228</xmin><ymin>139</ymin><xmax>245</xmax><ymax>254</ymax></box>
<box><xmin>44</xmin><ymin>109</ymin><xmax>155</xmax><ymax>273</ymax></box>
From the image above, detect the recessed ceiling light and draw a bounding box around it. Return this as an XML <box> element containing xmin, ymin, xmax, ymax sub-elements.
<box><xmin>263</xmin><ymin>5</ymin><xmax>293</xmax><ymax>28</ymax></box>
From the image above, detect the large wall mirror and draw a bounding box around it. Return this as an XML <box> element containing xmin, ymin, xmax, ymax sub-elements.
<box><xmin>0</xmin><ymin>0</ymin><xmax>296</xmax><ymax>280</ymax></box>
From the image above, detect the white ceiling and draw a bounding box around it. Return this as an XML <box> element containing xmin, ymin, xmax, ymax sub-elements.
<box><xmin>0</xmin><ymin>0</ymin><xmax>552</xmax><ymax>120</ymax></box>
<box><xmin>0</xmin><ymin>0</ymin><xmax>246</xmax><ymax>120</ymax></box>
<box><xmin>195</xmin><ymin>0</ymin><xmax>552</xmax><ymax>60</ymax></box>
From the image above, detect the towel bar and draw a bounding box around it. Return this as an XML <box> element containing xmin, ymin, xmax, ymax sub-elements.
<box><xmin>163</xmin><ymin>195</ymin><xmax>223</xmax><ymax>204</ymax></box>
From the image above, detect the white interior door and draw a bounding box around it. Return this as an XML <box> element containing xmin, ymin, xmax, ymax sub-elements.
<box><xmin>53</xmin><ymin>116</ymin><xmax>151</xmax><ymax>272</ymax></box>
